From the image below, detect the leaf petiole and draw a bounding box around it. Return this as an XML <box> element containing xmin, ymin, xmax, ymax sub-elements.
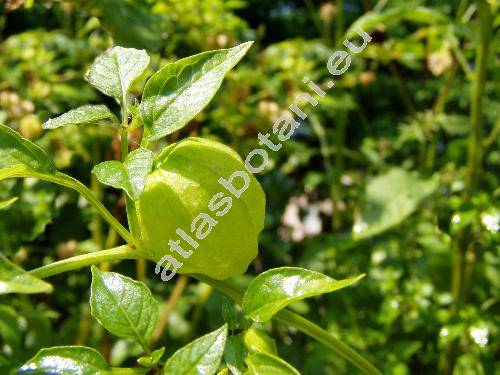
<box><xmin>194</xmin><ymin>275</ymin><xmax>381</xmax><ymax>375</ymax></box>
<box><xmin>29</xmin><ymin>245</ymin><xmax>139</xmax><ymax>279</ymax></box>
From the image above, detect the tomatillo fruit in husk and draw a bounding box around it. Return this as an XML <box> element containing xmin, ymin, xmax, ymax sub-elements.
<box><xmin>136</xmin><ymin>137</ymin><xmax>265</xmax><ymax>280</ymax></box>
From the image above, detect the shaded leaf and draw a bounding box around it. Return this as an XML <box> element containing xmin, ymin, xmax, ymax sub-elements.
<box><xmin>140</xmin><ymin>42</ymin><xmax>253</xmax><ymax>141</ymax></box>
<box><xmin>85</xmin><ymin>46</ymin><xmax>150</xmax><ymax>104</ymax></box>
<box><xmin>0</xmin><ymin>181</ymin><xmax>57</xmax><ymax>256</ymax></box>
<box><xmin>90</xmin><ymin>266</ymin><xmax>158</xmax><ymax>350</ymax></box>
<box><xmin>0</xmin><ymin>197</ymin><xmax>18</xmax><ymax>210</ymax></box>
<box><xmin>242</xmin><ymin>267</ymin><xmax>364</xmax><ymax>322</ymax></box>
<box><xmin>163</xmin><ymin>324</ymin><xmax>228</xmax><ymax>375</ymax></box>
<box><xmin>352</xmin><ymin>168</ymin><xmax>438</xmax><ymax>240</ymax></box>
<box><xmin>95</xmin><ymin>0</ymin><xmax>163</xmax><ymax>52</ymax></box>
<box><xmin>0</xmin><ymin>253</ymin><xmax>53</xmax><ymax>295</ymax></box>
<box><xmin>346</xmin><ymin>6</ymin><xmax>447</xmax><ymax>39</ymax></box>
<box><xmin>19</xmin><ymin>346</ymin><xmax>109</xmax><ymax>375</ymax></box>
<box><xmin>224</xmin><ymin>335</ymin><xmax>246</xmax><ymax>375</ymax></box>
<box><xmin>0</xmin><ymin>123</ymin><xmax>55</xmax><ymax>175</ymax></box>
<box><xmin>43</xmin><ymin>104</ymin><xmax>116</xmax><ymax>129</ymax></box>
<box><xmin>221</xmin><ymin>297</ymin><xmax>238</xmax><ymax>331</ymax></box>
<box><xmin>0</xmin><ymin>305</ymin><xmax>22</xmax><ymax>350</ymax></box>
<box><xmin>93</xmin><ymin>147</ymin><xmax>153</xmax><ymax>200</ymax></box>
<box><xmin>245</xmin><ymin>352</ymin><xmax>300</xmax><ymax>375</ymax></box>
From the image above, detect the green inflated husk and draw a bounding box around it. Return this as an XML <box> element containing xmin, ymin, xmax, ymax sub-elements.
<box><xmin>136</xmin><ymin>137</ymin><xmax>265</xmax><ymax>280</ymax></box>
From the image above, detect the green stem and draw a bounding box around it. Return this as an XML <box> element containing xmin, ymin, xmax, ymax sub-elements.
<box><xmin>29</xmin><ymin>245</ymin><xmax>138</xmax><ymax>279</ymax></box>
<box><xmin>335</xmin><ymin>0</ymin><xmax>345</xmax><ymax>45</ymax></box>
<box><xmin>120</xmin><ymin>106</ymin><xmax>145</xmax><ymax>281</ymax></box>
<box><xmin>34</xmin><ymin>171</ymin><xmax>132</xmax><ymax>243</ymax></box>
<box><xmin>332</xmin><ymin>112</ymin><xmax>347</xmax><ymax>230</ymax></box>
<box><xmin>91</xmin><ymin>142</ymin><xmax>103</xmax><ymax>247</ymax></box>
<box><xmin>442</xmin><ymin>2</ymin><xmax>492</xmax><ymax>372</ymax></box>
<box><xmin>274</xmin><ymin>310</ymin><xmax>379</xmax><ymax>375</ymax></box>
<box><xmin>388</xmin><ymin>62</ymin><xmax>416</xmax><ymax>114</ymax></box>
<box><xmin>28</xmin><ymin>253</ymin><xmax>380</xmax><ymax>374</ymax></box>
<box><xmin>194</xmin><ymin>275</ymin><xmax>380</xmax><ymax>374</ymax></box>
<box><xmin>466</xmin><ymin>0</ymin><xmax>491</xmax><ymax>189</ymax></box>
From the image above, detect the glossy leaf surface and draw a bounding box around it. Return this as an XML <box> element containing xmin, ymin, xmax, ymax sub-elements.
<box><xmin>140</xmin><ymin>42</ymin><xmax>252</xmax><ymax>140</ymax></box>
<box><xmin>93</xmin><ymin>147</ymin><xmax>154</xmax><ymax>200</ymax></box>
<box><xmin>43</xmin><ymin>104</ymin><xmax>116</xmax><ymax>129</ymax></box>
<box><xmin>242</xmin><ymin>267</ymin><xmax>364</xmax><ymax>322</ymax></box>
<box><xmin>85</xmin><ymin>46</ymin><xmax>150</xmax><ymax>104</ymax></box>
<box><xmin>90</xmin><ymin>267</ymin><xmax>158</xmax><ymax>350</ymax></box>
<box><xmin>0</xmin><ymin>253</ymin><xmax>52</xmax><ymax>295</ymax></box>
<box><xmin>163</xmin><ymin>324</ymin><xmax>227</xmax><ymax>375</ymax></box>
<box><xmin>19</xmin><ymin>346</ymin><xmax>109</xmax><ymax>375</ymax></box>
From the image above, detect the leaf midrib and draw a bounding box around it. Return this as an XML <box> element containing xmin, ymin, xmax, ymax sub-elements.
<box><xmin>100</xmin><ymin>277</ymin><xmax>149</xmax><ymax>351</ymax></box>
<box><xmin>144</xmin><ymin>47</ymin><xmax>238</xmax><ymax>125</ymax></box>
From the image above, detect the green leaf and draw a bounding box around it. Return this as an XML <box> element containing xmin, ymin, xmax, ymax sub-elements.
<box><xmin>225</xmin><ymin>335</ymin><xmax>246</xmax><ymax>375</ymax></box>
<box><xmin>0</xmin><ymin>123</ymin><xmax>55</xmax><ymax>175</ymax></box>
<box><xmin>0</xmin><ymin>304</ymin><xmax>22</xmax><ymax>350</ymax></box>
<box><xmin>90</xmin><ymin>266</ymin><xmax>158</xmax><ymax>350</ymax></box>
<box><xmin>19</xmin><ymin>346</ymin><xmax>109</xmax><ymax>374</ymax></box>
<box><xmin>352</xmin><ymin>168</ymin><xmax>438</xmax><ymax>240</ymax></box>
<box><xmin>93</xmin><ymin>147</ymin><xmax>154</xmax><ymax>200</ymax></box>
<box><xmin>245</xmin><ymin>352</ymin><xmax>300</xmax><ymax>375</ymax></box>
<box><xmin>85</xmin><ymin>46</ymin><xmax>150</xmax><ymax>104</ymax></box>
<box><xmin>94</xmin><ymin>0</ymin><xmax>163</xmax><ymax>52</ymax></box>
<box><xmin>0</xmin><ymin>197</ymin><xmax>18</xmax><ymax>210</ymax></box>
<box><xmin>242</xmin><ymin>267</ymin><xmax>364</xmax><ymax>322</ymax></box>
<box><xmin>137</xmin><ymin>346</ymin><xmax>165</xmax><ymax>367</ymax></box>
<box><xmin>163</xmin><ymin>324</ymin><xmax>228</xmax><ymax>375</ymax></box>
<box><xmin>345</xmin><ymin>6</ymin><xmax>447</xmax><ymax>39</ymax></box>
<box><xmin>243</xmin><ymin>328</ymin><xmax>278</xmax><ymax>356</ymax></box>
<box><xmin>43</xmin><ymin>104</ymin><xmax>117</xmax><ymax>129</ymax></box>
<box><xmin>0</xmin><ymin>253</ymin><xmax>53</xmax><ymax>295</ymax></box>
<box><xmin>221</xmin><ymin>297</ymin><xmax>238</xmax><ymax>331</ymax></box>
<box><xmin>140</xmin><ymin>42</ymin><xmax>253</xmax><ymax>141</ymax></box>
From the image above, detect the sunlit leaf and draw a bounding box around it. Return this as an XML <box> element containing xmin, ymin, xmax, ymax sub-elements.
<box><xmin>0</xmin><ymin>253</ymin><xmax>53</xmax><ymax>295</ymax></box>
<box><xmin>85</xmin><ymin>46</ymin><xmax>150</xmax><ymax>104</ymax></box>
<box><xmin>140</xmin><ymin>42</ymin><xmax>253</xmax><ymax>140</ymax></box>
<box><xmin>43</xmin><ymin>104</ymin><xmax>117</xmax><ymax>129</ymax></box>
<box><xmin>137</xmin><ymin>346</ymin><xmax>165</xmax><ymax>367</ymax></box>
<box><xmin>90</xmin><ymin>266</ymin><xmax>158</xmax><ymax>350</ymax></box>
<box><xmin>242</xmin><ymin>267</ymin><xmax>364</xmax><ymax>322</ymax></box>
<box><xmin>163</xmin><ymin>324</ymin><xmax>228</xmax><ymax>375</ymax></box>
<box><xmin>92</xmin><ymin>147</ymin><xmax>153</xmax><ymax>200</ymax></box>
<box><xmin>352</xmin><ymin>168</ymin><xmax>438</xmax><ymax>240</ymax></box>
<box><xmin>245</xmin><ymin>352</ymin><xmax>300</xmax><ymax>375</ymax></box>
<box><xmin>243</xmin><ymin>328</ymin><xmax>278</xmax><ymax>356</ymax></box>
<box><xmin>19</xmin><ymin>346</ymin><xmax>109</xmax><ymax>375</ymax></box>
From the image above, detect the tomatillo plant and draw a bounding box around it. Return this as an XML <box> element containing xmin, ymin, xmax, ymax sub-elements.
<box><xmin>0</xmin><ymin>44</ymin><xmax>380</xmax><ymax>374</ymax></box>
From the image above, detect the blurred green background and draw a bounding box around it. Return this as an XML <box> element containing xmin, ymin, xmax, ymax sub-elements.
<box><xmin>0</xmin><ymin>0</ymin><xmax>498</xmax><ymax>373</ymax></box>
